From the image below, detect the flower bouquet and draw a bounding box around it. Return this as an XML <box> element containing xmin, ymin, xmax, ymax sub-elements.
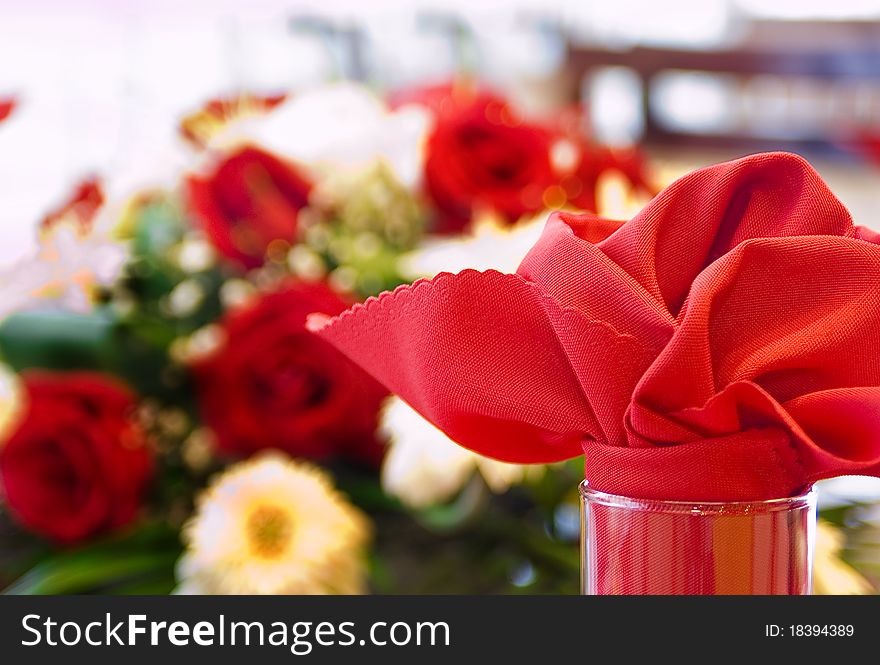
<box><xmin>0</xmin><ymin>81</ymin><xmax>875</xmax><ymax>595</ymax></box>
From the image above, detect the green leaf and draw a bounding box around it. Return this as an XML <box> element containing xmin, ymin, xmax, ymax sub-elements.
<box><xmin>131</xmin><ymin>199</ymin><xmax>185</xmax><ymax>259</ymax></box>
<box><xmin>2</xmin><ymin>521</ymin><xmax>182</xmax><ymax>595</ymax></box>
<box><xmin>412</xmin><ymin>477</ymin><xmax>489</xmax><ymax>533</ymax></box>
<box><xmin>0</xmin><ymin>308</ymin><xmax>118</xmax><ymax>372</ymax></box>
<box><xmin>3</xmin><ymin>551</ymin><xmax>178</xmax><ymax>595</ymax></box>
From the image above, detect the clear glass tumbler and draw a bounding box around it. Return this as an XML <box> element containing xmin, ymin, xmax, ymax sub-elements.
<box><xmin>580</xmin><ymin>482</ymin><xmax>817</xmax><ymax>595</ymax></box>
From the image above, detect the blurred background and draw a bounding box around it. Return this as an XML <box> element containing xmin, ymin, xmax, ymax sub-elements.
<box><xmin>6</xmin><ymin>0</ymin><xmax>880</xmax><ymax>260</ymax></box>
<box><xmin>1</xmin><ymin>0</ymin><xmax>879</xmax><ymax>595</ymax></box>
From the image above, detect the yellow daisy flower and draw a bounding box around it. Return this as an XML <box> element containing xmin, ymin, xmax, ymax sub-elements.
<box><xmin>176</xmin><ymin>453</ymin><xmax>371</xmax><ymax>595</ymax></box>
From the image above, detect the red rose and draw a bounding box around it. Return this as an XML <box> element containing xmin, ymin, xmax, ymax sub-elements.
<box><xmin>418</xmin><ymin>87</ymin><xmax>556</xmax><ymax>233</ymax></box>
<box><xmin>546</xmin><ymin>106</ymin><xmax>656</xmax><ymax>214</ymax></box>
<box><xmin>193</xmin><ymin>280</ymin><xmax>387</xmax><ymax>463</ymax></box>
<box><xmin>186</xmin><ymin>145</ymin><xmax>312</xmax><ymax>268</ymax></box>
<box><xmin>565</xmin><ymin>143</ymin><xmax>656</xmax><ymax>214</ymax></box>
<box><xmin>0</xmin><ymin>372</ymin><xmax>153</xmax><ymax>544</ymax></box>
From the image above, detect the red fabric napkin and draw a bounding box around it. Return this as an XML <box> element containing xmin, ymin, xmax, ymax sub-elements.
<box><xmin>311</xmin><ymin>152</ymin><xmax>880</xmax><ymax>501</ymax></box>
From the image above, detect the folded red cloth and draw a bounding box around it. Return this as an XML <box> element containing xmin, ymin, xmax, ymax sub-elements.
<box><xmin>311</xmin><ymin>152</ymin><xmax>880</xmax><ymax>501</ymax></box>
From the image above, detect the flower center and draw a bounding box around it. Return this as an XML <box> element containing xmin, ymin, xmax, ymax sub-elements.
<box><xmin>246</xmin><ymin>505</ymin><xmax>294</xmax><ymax>559</ymax></box>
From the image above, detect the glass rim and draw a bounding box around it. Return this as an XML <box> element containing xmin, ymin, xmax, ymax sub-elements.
<box><xmin>579</xmin><ymin>480</ymin><xmax>817</xmax><ymax>515</ymax></box>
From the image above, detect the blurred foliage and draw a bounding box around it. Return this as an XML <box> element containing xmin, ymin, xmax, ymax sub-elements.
<box><xmin>361</xmin><ymin>458</ymin><xmax>584</xmax><ymax>594</ymax></box>
<box><xmin>821</xmin><ymin>502</ymin><xmax>880</xmax><ymax>593</ymax></box>
<box><xmin>302</xmin><ymin>163</ymin><xmax>428</xmax><ymax>297</ymax></box>
<box><xmin>121</xmin><ymin>196</ymin><xmax>227</xmax><ymax>335</ymax></box>
<box><xmin>1</xmin><ymin>518</ymin><xmax>181</xmax><ymax>595</ymax></box>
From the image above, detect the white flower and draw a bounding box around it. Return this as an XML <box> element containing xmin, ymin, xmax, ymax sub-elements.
<box><xmin>399</xmin><ymin>213</ymin><xmax>548</xmax><ymax>279</ymax></box>
<box><xmin>242</xmin><ymin>83</ymin><xmax>431</xmax><ymax>188</ymax></box>
<box><xmin>0</xmin><ymin>218</ymin><xmax>127</xmax><ymax>318</ymax></box>
<box><xmin>176</xmin><ymin>452</ymin><xmax>370</xmax><ymax>595</ymax></box>
<box><xmin>380</xmin><ymin>396</ymin><xmax>531</xmax><ymax>509</ymax></box>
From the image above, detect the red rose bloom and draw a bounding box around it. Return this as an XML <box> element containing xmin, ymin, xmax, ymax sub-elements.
<box><xmin>565</xmin><ymin>143</ymin><xmax>656</xmax><ymax>214</ymax></box>
<box><xmin>0</xmin><ymin>372</ymin><xmax>153</xmax><ymax>544</ymax></box>
<box><xmin>193</xmin><ymin>280</ymin><xmax>387</xmax><ymax>463</ymax></box>
<box><xmin>186</xmin><ymin>145</ymin><xmax>312</xmax><ymax>268</ymax></box>
<box><xmin>419</xmin><ymin>88</ymin><xmax>556</xmax><ymax>233</ymax></box>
